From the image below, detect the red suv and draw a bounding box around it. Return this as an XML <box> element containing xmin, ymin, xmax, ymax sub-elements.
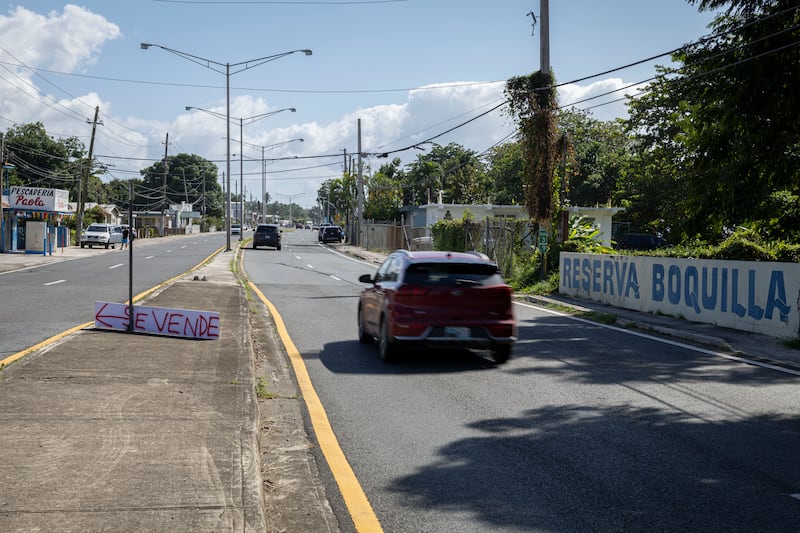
<box><xmin>357</xmin><ymin>250</ymin><xmax>516</xmax><ymax>363</ymax></box>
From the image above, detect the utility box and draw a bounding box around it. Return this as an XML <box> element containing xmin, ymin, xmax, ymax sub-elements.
<box><xmin>25</xmin><ymin>221</ymin><xmax>47</xmax><ymax>254</ymax></box>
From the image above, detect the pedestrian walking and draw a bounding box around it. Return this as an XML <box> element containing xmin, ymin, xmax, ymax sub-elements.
<box><xmin>121</xmin><ymin>227</ymin><xmax>129</xmax><ymax>250</ymax></box>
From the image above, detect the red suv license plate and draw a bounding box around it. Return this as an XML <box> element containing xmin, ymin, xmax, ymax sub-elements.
<box><xmin>444</xmin><ymin>326</ymin><xmax>470</xmax><ymax>338</ymax></box>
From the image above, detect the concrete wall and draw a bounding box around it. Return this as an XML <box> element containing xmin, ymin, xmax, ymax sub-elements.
<box><xmin>560</xmin><ymin>252</ymin><xmax>800</xmax><ymax>339</ymax></box>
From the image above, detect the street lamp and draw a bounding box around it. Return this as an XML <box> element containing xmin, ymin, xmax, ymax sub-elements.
<box><xmin>141</xmin><ymin>42</ymin><xmax>311</xmax><ymax>251</ymax></box>
<box><xmin>238</xmin><ymin>138</ymin><xmax>304</xmax><ymax>223</ymax></box>
<box><xmin>185</xmin><ymin>106</ymin><xmax>296</xmax><ymax>239</ymax></box>
<box><xmin>275</xmin><ymin>192</ymin><xmax>307</xmax><ymax>228</ymax></box>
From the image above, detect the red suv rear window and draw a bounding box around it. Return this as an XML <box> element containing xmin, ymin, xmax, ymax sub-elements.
<box><xmin>404</xmin><ymin>262</ymin><xmax>503</xmax><ymax>287</ymax></box>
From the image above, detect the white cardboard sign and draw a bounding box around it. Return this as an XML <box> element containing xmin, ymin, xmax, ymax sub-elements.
<box><xmin>94</xmin><ymin>301</ymin><xmax>220</xmax><ymax>340</ymax></box>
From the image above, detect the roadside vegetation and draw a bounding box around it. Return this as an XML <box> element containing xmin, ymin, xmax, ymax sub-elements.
<box><xmin>2</xmin><ymin>1</ymin><xmax>795</xmax><ymax>282</ymax></box>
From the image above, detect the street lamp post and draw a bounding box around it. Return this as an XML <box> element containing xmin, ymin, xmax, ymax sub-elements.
<box><xmin>185</xmin><ymin>106</ymin><xmax>296</xmax><ymax>240</ymax></box>
<box><xmin>238</xmin><ymin>109</ymin><xmax>295</xmax><ymax>239</ymax></box>
<box><xmin>141</xmin><ymin>43</ymin><xmax>311</xmax><ymax>251</ymax></box>
<box><xmin>275</xmin><ymin>192</ymin><xmax>307</xmax><ymax>227</ymax></box>
<box><xmin>237</xmin><ymin>138</ymin><xmax>304</xmax><ymax>224</ymax></box>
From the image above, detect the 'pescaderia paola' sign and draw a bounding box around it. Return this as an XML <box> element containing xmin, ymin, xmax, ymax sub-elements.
<box><xmin>559</xmin><ymin>252</ymin><xmax>800</xmax><ymax>338</ymax></box>
<box><xmin>10</xmin><ymin>186</ymin><xmax>69</xmax><ymax>212</ymax></box>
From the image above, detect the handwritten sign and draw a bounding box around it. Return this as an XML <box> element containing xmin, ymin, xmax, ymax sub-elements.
<box><xmin>94</xmin><ymin>301</ymin><xmax>220</xmax><ymax>340</ymax></box>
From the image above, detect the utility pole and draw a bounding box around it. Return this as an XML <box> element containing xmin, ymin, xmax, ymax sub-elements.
<box><xmin>540</xmin><ymin>0</ymin><xmax>551</xmax><ymax>278</ymax></box>
<box><xmin>161</xmin><ymin>132</ymin><xmax>169</xmax><ymax>236</ymax></box>
<box><xmin>540</xmin><ymin>0</ymin><xmax>550</xmax><ymax>73</ymax></box>
<box><xmin>0</xmin><ymin>132</ymin><xmax>5</xmax><ymax>252</ymax></box>
<box><xmin>78</xmin><ymin>106</ymin><xmax>102</xmax><ymax>239</ymax></box>
<box><xmin>356</xmin><ymin>119</ymin><xmax>363</xmax><ymax>246</ymax></box>
<box><xmin>261</xmin><ymin>145</ymin><xmax>266</xmax><ymax>223</ymax></box>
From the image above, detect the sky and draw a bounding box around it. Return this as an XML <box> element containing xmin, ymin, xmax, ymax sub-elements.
<box><xmin>0</xmin><ymin>1</ymin><xmax>720</xmax><ymax>209</ymax></box>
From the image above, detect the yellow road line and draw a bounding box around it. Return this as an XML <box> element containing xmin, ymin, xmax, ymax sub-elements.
<box><xmin>247</xmin><ymin>279</ymin><xmax>383</xmax><ymax>533</ymax></box>
<box><xmin>1</xmin><ymin>246</ymin><xmax>224</xmax><ymax>368</ymax></box>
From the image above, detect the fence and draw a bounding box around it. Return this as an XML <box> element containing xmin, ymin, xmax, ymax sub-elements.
<box><xmin>358</xmin><ymin>219</ymin><xmax>537</xmax><ymax>276</ymax></box>
<box><xmin>358</xmin><ymin>223</ymin><xmax>429</xmax><ymax>251</ymax></box>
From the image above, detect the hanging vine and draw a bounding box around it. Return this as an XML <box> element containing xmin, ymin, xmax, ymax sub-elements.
<box><xmin>504</xmin><ymin>71</ymin><xmax>560</xmax><ymax>223</ymax></box>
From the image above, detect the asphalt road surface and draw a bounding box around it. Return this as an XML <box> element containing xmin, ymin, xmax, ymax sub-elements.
<box><xmin>0</xmin><ymin>233</ymin><xmax>225</xmax><ymax>358</ymax></box>
<box><xmin>246</xmin><ymin>229</ymin><xmax>800</xmax><ymax>532</ymax></box>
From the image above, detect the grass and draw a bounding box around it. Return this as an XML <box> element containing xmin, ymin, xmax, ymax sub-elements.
<box><xmin>256</xmin><ymin>377</ymin><xmax>276</xmax><ymax>399</ymax></box>
<box><xmin>576</xmin><ymin>310</ymin><xmax>618</xmax><ymax>325</ymax></box>
<box><xmin>783</xmin><ymin>338</ymin><xmax>800</xmax><ymax>350</ymax></box>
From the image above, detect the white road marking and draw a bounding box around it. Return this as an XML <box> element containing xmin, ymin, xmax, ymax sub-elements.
<box><xmin>515</xmin><ymin>300</ymin><xmax>800</xmax><ymax>377</ymax></box>
<box><xmin>145</xmin><ymin>255</ymin><xmax>155</xmax><ymax>259</ymax></box>
<box><xmin>330</xmin><ymin>275</ymin><xmax>342</xmax><ymax>282</ymax></box>
<box><xmin>44</xmin><ymin>279</ymin><xmax>65</xmax><ymax>286</ymax></box>
<box><xmin>109</xmin><ymin>263</ymin><xmax>124</xmax><ymax>269</ymax></box>
<box><xmin>181</xmin><ymin>245</ymin><xmax>187</xmax><ymax>248</ymax></box>
<box><xmin>166</xmin><ymin>249</ymin><xmax>172</xmax><ymax>253</ymax></box>
<box><xmin>307</xmin><ymin>264</ymin><xmax>315</xmax><ymax>269</ymax></box>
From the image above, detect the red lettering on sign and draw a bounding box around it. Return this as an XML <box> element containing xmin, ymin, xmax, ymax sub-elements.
<box><xmin>95</xmin><ymin>301</ymin><xmax>219</xmax><ymax>340</ymax></box>
<box><xmin>135</xmin><ymin>312</ymin><xmax>147</xmax><ymax>330</ymax></box>
<box><xmin>167</xmin><ymin>313</ymin><xmax>183</xmax><ymax>335</ymax></box>
<box><xmin>208</xmin><ymin>316</ymin><xmax>220</xmax><ymax>338</ymax></box>
<box><xmin>152</xmin><ymin>310</ymin><xmax>169</xmax><ymax>332</ymax></box>
<box><xmin>14</xmin><ymin>195</ymin><xmax>45</xmax><ymax>207</ymax></box>
<box><xmin>95</xmin><ymin>302</ymin><xmax>129</xmax><ymax>328</ymax></box>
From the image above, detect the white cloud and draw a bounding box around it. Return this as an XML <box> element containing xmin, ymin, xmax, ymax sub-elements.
<box><xmin>0</xmin><ymin>5</ymin><xmax>120</xmax><ymax>71</ymax></box>
<box><xmin>557</xmin><ymin>77</ymin><xmax>639</xmax><ymax>121</ymax></box>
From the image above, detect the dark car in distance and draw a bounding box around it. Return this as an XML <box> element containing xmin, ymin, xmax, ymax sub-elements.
<box><xmin>357</xmin><ymin>250</ymin><xmax>516</xmax><ymax>364</ymax></box>
<box><xmin>320</xmin><ymin>225</ymin><xmax>343</xmax><ymax>243</ymax></box>
<box><xmin>619</xmin><ymin>233</ymin><xmax>667</xmax><ymax>250</ymax></box>
<box><xmin>252</xmin><ymin>224</ymin><xmax>281</xmax><ymax>250</ymax></box>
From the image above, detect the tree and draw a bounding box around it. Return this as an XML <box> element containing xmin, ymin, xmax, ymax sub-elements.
<box><xmin>3</xmin><ymin>122</ymin><xmax>85</xmax><ymax>193</ymax></box>
<box><xmin>557</xmin><ymin>109</ymin><xmax>630</xmax><ymax>208</ymax></box>
<box><xmin>483</xmin><ymin>141</ymin><xmax>525</xmax><ymax>205</ymax></box>
<box><xmin>364</xmin><ymin>158</ymin><xmax>403</xmax><ymax>221</ymax></box>
<box><xmin>139</xmin><ymin>154</ymin><xmax>222</xmax><ymax>218</ymax></box>
<box><xmin>403</xmin><ymin>143</ymin><xmax>487</xmax><ymax>205</ymax></box>
<box><xmin>626</xmin><ymin>0</ymin><xmax>800</xmax><ymax>241</ymax></box>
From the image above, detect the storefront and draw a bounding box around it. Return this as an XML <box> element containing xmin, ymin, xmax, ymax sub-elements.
<box><xmin>1</xmin><ymin>186</ymin><xmax>70</xmax><ymax>254</ymax></box>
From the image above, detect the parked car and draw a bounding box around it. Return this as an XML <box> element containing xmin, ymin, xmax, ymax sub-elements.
<box><xmin>619</xmin><ymin>233</ymin><xmax>666</xmax><ymax>250</ymax></box>
<box><xmin>80</xmin><ymin>223</ymin><xmax>122</xmax><ymax>249</ymax></box>
<box><xmin>252</xmin><ymin>224</ymin><xmax>281</xmax><ymax>250</ymax></box>
<box><xmin>230</xmin><ymin>223</ymin><xmax>241</xmax><ymax>235</ymax></box>
<box><xmin>357</xmin><ymin>250</ymin><xmax>516</xmax><ymax>363</ymax></box>
<box><xmin>320</xmin><ymin>225</ymin><xmax>343</xmax><ymax>244</ymax></box>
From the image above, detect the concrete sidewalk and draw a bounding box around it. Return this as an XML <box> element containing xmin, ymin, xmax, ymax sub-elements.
<box><xmin>0</xmin><ymin>249</ymin><xmax>269</xmax><ymax>531</ymax></box>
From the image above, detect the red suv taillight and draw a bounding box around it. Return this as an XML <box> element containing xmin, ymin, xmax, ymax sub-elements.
<box><xmin>394</xmin><ymin>284</ymin><xmax>428</xmax><ymax>305</ymax></box>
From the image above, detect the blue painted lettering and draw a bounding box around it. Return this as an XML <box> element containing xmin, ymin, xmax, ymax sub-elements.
<box><xmin>747</xmin><ymin>270</ymin><xmax>764</xmax><ymax>320</ymax></box>
<box><xmin>668</xmin><ymin>265</ymin><xmax>681</xmax><ymax>305</ymax></box>
<box><xmin>701</xmin><ymin>267</ymin><xmax>718</xmax><ymax>310</ymax></box>
<box><xmin>731</xmin><ymin>269</ymin><xmax>746</xmax><ymax>318</ymax></box>
<box><xmin>765</xmin><ymin>270</ymin><xmax>791</xmax><ymax>322</ymax></box>
<box><xmin>625</xmin><ymin>263</ymin><xmax>640</xmax><ymax>299</ymax></box>
<box><xmin>582</xmin><ymin>258</ymin><xmax>591</xmax><ymax>292</ymax></box>
<box><xmin>652</xmin><ymin>264</ymin><xmax>665</xmax><ymax>302</ymax></box>
<box><xmin>685</xmin><ymin>266</ymin><xmax>700</xmax><ymax>314</ymax></box>
<box><xmin>603</xmin><ymin>260</ymin><xmax>614</xmax><ymax>295</ymax></box>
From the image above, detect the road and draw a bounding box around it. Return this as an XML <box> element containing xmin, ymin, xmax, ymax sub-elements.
<box><xmin>0</xmin><ymin>233</ymin><xmax>225</xmax><ymax>358</ymax></box>
<box><xmin>246</xmin><ymin>229</ymin><xmax>800</xmax><ymax>532</ymax></box>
